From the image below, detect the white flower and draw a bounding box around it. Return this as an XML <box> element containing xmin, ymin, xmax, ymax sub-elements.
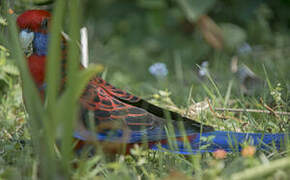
<box><xmin>198</xmin><ymin>61</ymin><xmax>209</xmax><ymax>77</ymax></box>
<box><xmin>148</xmin><ymin>62</ymin><xmax>168</xmax><ymax>78</ymax></box>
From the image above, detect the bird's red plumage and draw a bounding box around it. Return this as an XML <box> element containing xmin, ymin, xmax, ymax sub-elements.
<box><xmin>27</xmin><ymin>55</ymin><xmax>46</xmax><ymax>87</ymax></box>
<box><xmin>17</xmin><ymin>10</ymin><xmax>51</xmax><ymax>33</ymax></box>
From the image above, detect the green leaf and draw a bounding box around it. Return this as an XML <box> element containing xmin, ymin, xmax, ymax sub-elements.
<box><xmin>137</xmin><ymin>0</ymin><xmax>167</xmax><ymax>9</ymax></box>
<box><xmin>20</xmin><ymin>0</ymin><xmax>53</xmax><ymax>5</ymax></box>
<box><xmin>220</xmin><ymin>23</ymin><xmax>247</xmax><ymax>50</ymax></box>
<box><xmin>2</xmin><ymin>64</ymin><xmax>19</xmax><ymax>76</ymax></box>
<box><xmin>61</xmin><ymin>65</ymin><xmax>103</xmax><ymax>103</ymax></box>
<box><xmin>176</xmin><ymin>0</ymin><xmax>216</xmax><ymax>22</ymax></box>
<box><xmin>0</xmin><ymin>72</ymin><xmax>9</xmax><ymax>85</ymax></box>
<box><xmin>45</xmin><ymin>0</ymin><xmax>66</xmax><ymax>114</ymax></box>
<box><xmin>54</xmin><ymin>66</ymin><xmax>102</xmax><ymax>123</ymax></box>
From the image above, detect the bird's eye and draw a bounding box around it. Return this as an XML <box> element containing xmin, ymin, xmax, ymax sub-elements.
<box><xmin>41</xmin><ymin>18</ymin><xmax>48</xmax><ymax>29</ymax></box>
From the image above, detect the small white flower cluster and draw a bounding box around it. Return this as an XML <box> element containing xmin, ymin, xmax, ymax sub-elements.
<box><xmin>148</xmin><ymin>62</ymin><xmax>168</xmax><ymax>78</ymax></box>
<box><xmin>271</xmin><ymin>83</ymin><xmax>282</xmax><ymax>104</ymax></box>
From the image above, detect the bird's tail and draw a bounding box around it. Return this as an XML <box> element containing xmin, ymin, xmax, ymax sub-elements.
<box><xmin>151</xmin><ymin>131</ymin><xmax>287</xmax><ymax>154</ymax></box>
<box><xmin>74</xmin><ymin>128</ymin><xmax>287</xmax><ymax>154</ymax></box>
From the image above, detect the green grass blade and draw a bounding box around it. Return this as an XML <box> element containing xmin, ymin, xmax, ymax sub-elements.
<box><xmin>45</xmin><ymin>0</ymin><xmax>66</xmax><ymax>120</ymax></box>
<box><xmin>60</xmin><ymin>0</ymin><xmax>81</xmax><ymax>171</ymax></box>
<box><xmin>7</xmin><ymin>10</ymin><xmax>58</xmax><ymax>180</ymax></box>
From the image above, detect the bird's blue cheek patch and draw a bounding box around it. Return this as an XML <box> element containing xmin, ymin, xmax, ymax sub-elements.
<box><xmin>33</xmin><ymin>33</ymin><xmax>48</xmax><ymax>56</ymax></box>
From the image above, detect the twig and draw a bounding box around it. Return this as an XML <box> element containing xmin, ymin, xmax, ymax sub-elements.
<box><xmin>206</xmin><ymin>99</ymin><xmax>243</xmax><ymax>123</ymax></box>
<box><xmin>260</xmin><ymin>97</ymin><xmax>279</xmax><ymax>118</ymax></box>
<box><xmin>214</xmin><ymin>108</ymin><xmax>290</xmax><ymax>116</ymax></box>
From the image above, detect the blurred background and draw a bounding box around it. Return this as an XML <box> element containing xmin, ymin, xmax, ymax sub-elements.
<box><xmin>2</xmin><ymin>0</ymin><xmax>290</xmax><ymax>106</ymax></box>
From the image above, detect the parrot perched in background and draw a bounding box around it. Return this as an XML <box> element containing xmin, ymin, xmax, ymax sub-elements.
<box><xmin>17</xmin><ymin>10</ymin><xmax>285</xmax><ymax>154</ymax></box>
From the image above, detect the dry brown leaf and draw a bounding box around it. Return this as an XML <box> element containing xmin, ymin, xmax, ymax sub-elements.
<box><xmin>185</xmin><ymin>100</ymin><xmax>209</xmax><ymax>118</ymax></box>
<box><xmin>197</xmin><ymin>15</ymin><xmax>224</xmax><ymax>50</ymax></box>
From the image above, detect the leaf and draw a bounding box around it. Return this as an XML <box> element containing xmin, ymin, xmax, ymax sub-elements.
<box><xmin>20</xmin><ymin>0</ymin><xmax>53</xmax><ymax>5</ymax></box>
<box><xmin>197</xmin><ymin>15</ymin><xmax>223</xmax><ymax>50</ymax></box>
<box><xmin>137</xmin><ymin>0</ymin><xmax>167</xmax><ymax>9</ymax></box>
<box><xmin>220</xmin><ymin>23</ymin><xmax>247</xmax><ymax>50</ymax></box>
<box><xmin>55</xmin><ymin>65</ymin><xmax>103</xmax><ymax>116</ymax></box>
<box><xmin>0</xmin><ymin>72</ymin><xmax>9</xmax><ymax>85</ymax></box>
<box><xmin>0</xmin><ymin>16</ymin><xmax>7</xmax><ymax>26</ymax></box>
<box><xmin>73</xmin><ymin>65</ymin><xmax>104</xmax><ymax>99</ymax></box>
<box><xmin>177</xmin><ymin>0</ymin><xmax>216</xmax><ymax>22</ymax></box>
<box><xmin>2</xmin><ymin>64</ymin><xmax>19</xmax><ymax>76</ymax></box>
<box><xmin>186</xmin><ymin>100</ymin><xmax>209</xmax><ymax>117</ymax></box>
<box><xmin>0</xmin><ymin>45</ymin><xmax>8</xmax><ymax>52</ymax></box>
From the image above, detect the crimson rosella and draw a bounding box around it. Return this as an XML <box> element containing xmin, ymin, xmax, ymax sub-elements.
<box><xmin>17</xmin><ymin>10</ymin><xmax>286</xmax><ymax>154</ymax></box>
<box><xmin>17</xmin><ymin>9</ymin><xmax>215</xmax><ymax>153</ymax></box>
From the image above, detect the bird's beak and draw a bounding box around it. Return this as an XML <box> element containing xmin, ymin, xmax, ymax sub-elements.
<box><xmin>19</xmin><ymin>30</ymin><xmax>34</xmax><ymax>56</ymax></box>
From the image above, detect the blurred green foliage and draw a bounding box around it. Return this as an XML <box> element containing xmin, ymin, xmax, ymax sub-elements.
<box><xmin>0</xmin><ymin>46</ymin><xmax>19</xmax><ymax>96</ymax></box>
<box><xmin>7</xmin><ymin>0</ymin><xmax>290</xmax><ymax>105</ymax></box>
<box><xmin>78</xmin><ymin>0</ymin><xmax>290</xmax><ymax>105</ymax></box>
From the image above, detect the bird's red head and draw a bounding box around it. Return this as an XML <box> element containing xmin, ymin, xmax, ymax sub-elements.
<box><xmin>17</xmin><ymin>10</ymin><xmax>51</xmax><ymax>33</ymax></box>
<box><xmin>17</xmin><ymin>10</ymin><xmax>53</xmax><ymax>95</ymax></box>
<box><xmin>17</xmin><ymin>10</ymin><xmax>71</xmax><ymax>99</ymax></box>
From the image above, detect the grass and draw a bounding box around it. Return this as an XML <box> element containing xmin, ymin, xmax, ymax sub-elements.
<box><xmin>0</xmin><ymin>1</ymin><xmax>290</xmax><ymax>179</ymax></box>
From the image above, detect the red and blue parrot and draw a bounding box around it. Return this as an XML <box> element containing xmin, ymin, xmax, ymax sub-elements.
<box><xmin>17</xmin><ymin>10</ymin><xmax>286</xmax><ymax>154</ymax></box>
